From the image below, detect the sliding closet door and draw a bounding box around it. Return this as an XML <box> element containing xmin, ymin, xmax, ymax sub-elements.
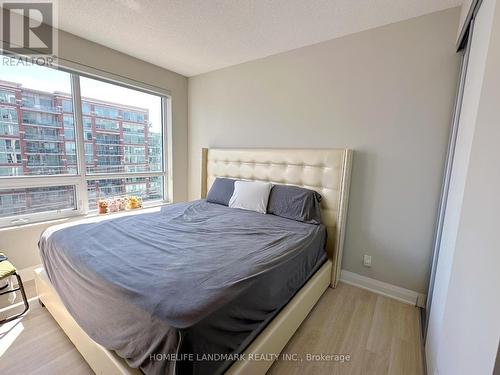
<box><xmin>425</xmin><ymin>0</ymin><xmax>494</xmax><ymax>372</ymax></box>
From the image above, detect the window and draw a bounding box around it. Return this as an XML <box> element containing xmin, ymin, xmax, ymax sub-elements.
<box><xmin>84</xmin><ymin>143</ymin><xmax>94</xmax><ymax>164</ymax></box>
<box><xmin>0</xmin><ymin>107</ymin><xmax>17</xmax><ymax>121</ymax></box>
<box><xmin>64</xmin><ymin>115</ymin><xmax>75</xmax><ymax>139</ymax></box>
<box><xmin>65</xmin><ymin>142</ymin><xmax>77</xmax><ymax>164</ymax></box>
<box><xmin>123</xmin><ymin>110</ymin><xmax>145</xmax><ymax>123</ymax></box>
<box><xmin>87</xmin><ymin>176</ymin><xmax>162</xmax><ymax>209</ymax></box>
<box><xmin>23</xmin><ymin>112</ymin><xmax>58</xmax><ymax>127</ymax></box>
<box><xmin>0</xmin><ymin>107</ymin><xmax>19</xmax><ymax>136</ymax></box>
<box><xmin>94</xmin><ymin>105</ymin><xmax>119</xmax><ymax>119</ymax></box>
<box><xmin>0</xmin><ymin>139</ymin><xmax>22</xmax><ymax>176</ymax></box>
<box><xmin>0</xmin><ymin>89</ymin><xmax>16</xmax><ymax>104</ymax></box>
<box><xmin>123</xmin><ymin>123</ymin><xmax>145</xmax><ymax>144</ymax></box>
<box><xmin>148</xmin><ymin>133</ymin><xmax>162</xmax><ymax>172</ymax></box>
<box><xmin>95</xmin><ymin>118</ymin><xmax>119</xmax><ymax>131</ymax></box>
<box><xmin>82</xmin><ymin>102</ymin><xmax>92</xmax><ymax>114</ymax></box>
<box><xmin>62</xmin><ymin>99</ymin><xmax>73</xmax><ymax>113</ymax></box>
<box><xmin>83</xmin><ymin>117</ymin><xmax>93</xmax><ymax>141</ymax></box>
<box><xmin>24</xmin><ymin>127</ymin><xmax>59</xmax><ymax>141</ymax></box>
<box><xmin>124</xmin><ymin>146</ymin><xmax>146</xmax><ymax>164</ymax></box>
<box><xmin>0</xmin><ymin>186</ymin><xmax>76</xmax><ymax>218</ymax></box>
<box><xmin>22</xmin><ymin>93</ymin><xmax>56</xmax><ymax>112</ymax></box>
<box><xmin>0</xmin><ymin>57</ymin><xmax>169</xmax><ymax>227</ymax></box>
<box><xmin>21</xmin><ymin>93</ymin><xmax>35</xmax><ymax>108</ymax></box>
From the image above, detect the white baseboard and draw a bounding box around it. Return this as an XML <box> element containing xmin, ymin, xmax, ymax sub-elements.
<box><xmin>17</xmin><ymin>264</ymin><xmax>41</xmax><ymax>282</ymax></box>
<box><xmin>340</xmin><ymin>270</ymin><xmax>426</xmax><ymax>308</ymax></box>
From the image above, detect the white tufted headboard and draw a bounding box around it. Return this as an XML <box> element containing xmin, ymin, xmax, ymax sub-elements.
<box><xmin>201</xmin><ymin>148</ymin><xmax>352</xmax><ymax>287</ymax></box>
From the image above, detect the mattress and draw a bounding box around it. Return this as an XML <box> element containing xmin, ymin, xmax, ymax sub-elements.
<box><xmin>39</xmin><ymin>200</ymin><xmax>327</xmax><ymax>375</ymax></box>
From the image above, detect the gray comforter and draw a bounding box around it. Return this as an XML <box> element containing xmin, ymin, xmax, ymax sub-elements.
<box><xmin>39</xmin><ymin>200</ymin><xmax>326</xmax><ymax>374</ymax></box>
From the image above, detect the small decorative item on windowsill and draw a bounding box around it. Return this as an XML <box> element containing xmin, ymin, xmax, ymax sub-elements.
<box><xmin>107</xmin><ymin>199</ymin><xmax>120</xmax><ymax>213</ymax></box>
<box><xmin>97</xmin><ymin>196</ymin><xmax>142</xmax><ymax>214</ymax></box>
<box><xmin>98</xmin><ymin>200</ymin><xmax>108</xmax><ymax>214</ymax></box>
<box><xmin>118</xmin><ymin>197</ymin><xmax>129</xmax><ymax>211</ymax></box>
<box><xmin>128</xmin><ymin>196</ymin><xmax>142</xmax><ymax>210</ymax></box>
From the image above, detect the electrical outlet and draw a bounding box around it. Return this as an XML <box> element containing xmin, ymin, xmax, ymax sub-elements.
<box><xmin>363</xmin><ymin>254</ymin><xmax>372</xmax><ymax>267</ymax></box>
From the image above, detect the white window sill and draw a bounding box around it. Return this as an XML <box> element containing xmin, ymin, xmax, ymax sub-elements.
<box><xmin>0</xmin><ymin>200</ymin><xmax>172</xmax><ymax>232</ymax></box>
<box><xmin>84</xmin><ymin>200</ymin><xmax>171</xmax><ymax>220</ymax></box>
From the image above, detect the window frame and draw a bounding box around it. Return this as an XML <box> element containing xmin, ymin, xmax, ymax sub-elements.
<box><xmin>0</xmin><ymin>65</ymin><xmax>172</xmax><ymax>228</ymax></box>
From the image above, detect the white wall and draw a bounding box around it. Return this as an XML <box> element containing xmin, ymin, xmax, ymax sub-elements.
<box><xmin>0</xmin><ymin>29</ymin><xmax>188</xmax><ymax>271</ymax></box>
<box><xmin>426</xmin><ymin>0</ymin><xmax>500</xmax><ymax>374</ymax></box>
<box><xmin>458</xmin><ymin>0</ymin><xmax>475</xmax><ymax>39</ymax></box>
<box><xmin>188</xmin><ymin>8</ymin><xmax>461</xmax><ymax>293</ymax></box>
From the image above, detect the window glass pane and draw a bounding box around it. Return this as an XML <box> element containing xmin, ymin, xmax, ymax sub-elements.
<box><xmin>87</xmin><ymin>176</ymin><xmax>163</xmax><ymax>210</ymax></box>
<box><xmin>0</xmin><ymin>106</ymin><xmax>19</xmax><ymax>137</ymax></box>
<box><xmin>0</xmin><ymin>88</ymin><xmax>16</xmax><ymax>104</ymax></box>
<box><xmin>82</xmin><ymin>102</ymin><xmax>91</xmax><ymax>114</ymax></box>
<box><xmin>94</xmin><ymin>105</ymin><xmax>119</xmax><ymax>119</ymax></box>
<box><xmin>95</xmin><ymin>118</ymin><xmax>119</xmax><ymax>131</ymax></box>
<box><xmin>85</xmin><ymin>143</ymin><xmax>94</xmax><ymax>164</ymax></box>
<box><xmin>0</xmin><ymin>58</ymin><xmax>75</xmax><ymax>176</ymax></box>
<box><xmin>64</xmin><ymin>115</ymin><xmax>75</xmax><ymax>139</ymax></box>
<box><xmin>124</xmin><ymin>145</ymin><xmax>145</xmax><ymax>164</ymax></box>
<box><xmin>80</xmin><ymin>77</ymin><xmax>162</xmax><ymax>174</ymax></box>
<box><xmin>0</xmin><ymin>186</ymin><xmax>76</xmax><ymax>218</ymax></box>
<box><xmin>0</xmin><ymin>138</ymin><xmax>21</xmax><ymax>175</ymax></box>
<box><xmin>65</xmin><ymin>141</ymin><xmax>77</xmax><ymax>165</ymax></box>
<box><xmin>62</xmin><ymin>99</ymin><xmax>73</xmax><ymax>113</ymax></box>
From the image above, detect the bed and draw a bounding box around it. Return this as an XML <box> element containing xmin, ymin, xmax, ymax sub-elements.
<box><xmin>34</xmin><ymin>148</ymin><xmax>352</xmax><ymax>375</ymax></box>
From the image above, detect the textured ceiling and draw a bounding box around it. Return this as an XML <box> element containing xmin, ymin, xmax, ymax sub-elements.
<box><xmin>57</xmin><ymin>0</ymin><xmax>463</xmax><ymax>77</ymax></box>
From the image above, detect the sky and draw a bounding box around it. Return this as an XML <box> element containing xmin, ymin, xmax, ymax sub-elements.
<box><xmin>0</xmin><ymin>58</ymin><xmax>162</xmax><ymax>132</ymax></box>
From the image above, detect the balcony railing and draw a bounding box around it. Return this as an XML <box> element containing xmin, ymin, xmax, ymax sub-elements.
<box><xmin>25</xmin><ymin>162</ymin><xmax>65</xmax><ymax>167</ymax></box>
<box><xmin>25</xmin><ymin>148</ymin><xmax>64</xmax><ymax>154</ymax></box>
<box><xmin>23</xmin><ymin>119</ymin><xmax>61</xmax><ymax>127</ymax></box>
<box><xmin>23</xmin><ymin>133</ymin><xmax>63</xmax><ymax>142</ymax></box>
<box><xmin>0</xmin><ymin>119</ymin><xmax>18</xmax><ymax>125</ymax></box>
<box><xmin>23</xmin><ymin>165</ymin><xmax>73</xmax><ymax>175</ymax></box>
<box><xmin>0</xmin><ymin>124</ymin><xmax>19</xmax><ymax>136</ymax></box>
<box><xmin>95</xmin><ymin>140</ymin><xmax>121</xmax><ymax>145</ymax></box>
<box><xmin>21</xmin><ymin>103</ymin><xmax>61</xmax><ymax>113</ymax></box>
<box><xmin>95</xmin><ymin>128</ymin><xmax>120</xmax><ymax>134</ymax></box>
<box><xmin>96</xmin><ymin>160</ymin><xmax>122</xmax><ymax>165</ymax></box>
<box><xmin>0</xmin><ymin>147</ymin><xmax>21</xmax><ymax>153</ymax></box>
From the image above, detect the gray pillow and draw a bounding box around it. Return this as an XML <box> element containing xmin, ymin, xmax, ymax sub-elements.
<box><xmin>267</xmin><ymin>185</ymin><xmax>322</xmax><ymax>224</ymax></box>
<box><xmin>206</xmin><ymin>177</ymin><xmax>235</xmax><ymax>206</ymax></box>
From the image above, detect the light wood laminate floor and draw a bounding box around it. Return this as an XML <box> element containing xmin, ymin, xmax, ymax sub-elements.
<box><xmin>0</xmin><ymin>281</ymin><xmax>424</xmax><ymax>375</ymax></box>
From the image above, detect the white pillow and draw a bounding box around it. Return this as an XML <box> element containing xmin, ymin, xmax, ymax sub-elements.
<box><xmin>228</xmin><ymin>180</ymin><xmax>273</xmax><ymax>214</ymax></box>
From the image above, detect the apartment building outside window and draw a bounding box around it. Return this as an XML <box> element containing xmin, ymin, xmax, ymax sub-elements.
<box><xmin>0</xmin><ymin>57</ymin><xmax>169</xmax><ymax>227</ymax></box>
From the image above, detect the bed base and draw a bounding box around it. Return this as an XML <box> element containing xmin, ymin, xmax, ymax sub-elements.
<box><xmin>34</xmin><ymin>260</ymin><xmax>332</xmax><ymax>375</ymax></box>
<box><xmin>34</xmin><ymin>267</ymin><xmax>141</xmax><ymax>375</ymax></box>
